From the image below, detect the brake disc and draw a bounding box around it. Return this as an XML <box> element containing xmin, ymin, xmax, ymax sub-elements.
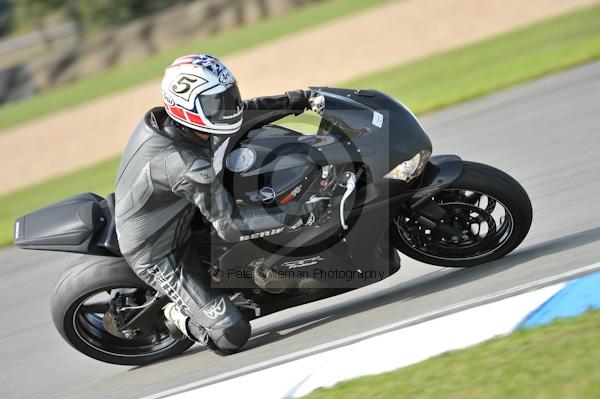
<box><xmin>102</xmin><ymin>311</ymin><xmax>127</xmax><ymax>338</ymax></box>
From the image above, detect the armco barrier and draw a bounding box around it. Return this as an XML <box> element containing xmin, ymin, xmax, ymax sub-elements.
<box><xmin>0</xmin><ymin>64</ymin><xmax>36</xmax><ymax>105</ymax></box>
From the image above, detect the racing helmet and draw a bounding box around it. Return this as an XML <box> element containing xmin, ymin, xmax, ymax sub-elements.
<box><xmin>161</xmin><ymin>54</ymin><xmax>243</xmax><ymax>134</ymax></box>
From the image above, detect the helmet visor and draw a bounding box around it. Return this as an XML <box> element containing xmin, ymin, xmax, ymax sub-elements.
<box><xmin>199</xmin><ymin>83</ymin><xmax>243</xmax><ymax>125</ymax></box>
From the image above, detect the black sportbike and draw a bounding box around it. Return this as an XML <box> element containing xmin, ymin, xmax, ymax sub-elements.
<box><xmin>14</xmin><ymin>88</ymin><xmax>532</xmax><ymax>365</ymax></box>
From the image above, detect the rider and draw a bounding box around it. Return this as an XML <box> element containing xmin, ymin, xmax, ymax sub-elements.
<box><xmin>114</xmin><ymin>54</ymin><xmax>325</xmax><ymax>354</ymax></box>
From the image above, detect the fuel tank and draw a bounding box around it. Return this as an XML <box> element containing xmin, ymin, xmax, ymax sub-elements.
<box><xmin>224</xmin><ymin>125</ymin><xmax>319</xmax><ymax>206</ymax></box>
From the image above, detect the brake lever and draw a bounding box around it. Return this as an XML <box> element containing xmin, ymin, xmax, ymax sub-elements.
<box><xmin>339</xmin><ymin>172</ymin><xmax>357</xmax><ymax>230</ymax></box>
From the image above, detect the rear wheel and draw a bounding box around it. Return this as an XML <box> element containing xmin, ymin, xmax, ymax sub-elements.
<box><xmin>51</xmin><ymin>256</ymin><xmax>193</xmax><ymax>365</ymax></box>
<box><xmin>392</xmin><ymin>161</ymin><xmax>532</xmax><ymax>267</ymax></box>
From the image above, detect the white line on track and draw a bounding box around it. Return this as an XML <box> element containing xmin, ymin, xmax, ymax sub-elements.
<box><xmin>143</xmin><ymin>261</ymin><xmax>600</xmax><ymax>399</ymax></box>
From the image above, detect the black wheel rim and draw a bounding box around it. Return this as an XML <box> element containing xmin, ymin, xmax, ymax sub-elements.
<box><xmin>73</xmin><ymin>287</ymin><xmax>179</xmax><ymax>358</ymax></box>
<box><xmin>395</xmin><ymin>189</ymin><xmax>514</xmax><ymax>261</ymax></box>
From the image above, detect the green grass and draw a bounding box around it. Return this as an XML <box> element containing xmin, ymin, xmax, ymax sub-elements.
<box><xmin>344</xmin><ymin>3</ymin><xmax>600</xmax><ymax>114</ymax></box>
<box><xmin>2</xmin><ymin>4</ymin><xmax>600</xmax><ymax>247</ymax></box>
<box><xmin>304</xmin><ymin>309</ymin><xmax>600</xmax><ymax>399</ymax></box>
<box><xmin>0</xmin><ymin>157</ymin><xmax>120</xmax><ymax>246</ymax></box>
<box><xmin>0</xmin><ymin>0</ymin><xmax>394</xmax><ymax>132</ymax></box>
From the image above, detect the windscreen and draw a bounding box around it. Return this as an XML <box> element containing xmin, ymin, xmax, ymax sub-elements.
<box><xmin>316</xmin><ymin>89</ymin><xmax>381</xmax><ymax>139</ymax></box>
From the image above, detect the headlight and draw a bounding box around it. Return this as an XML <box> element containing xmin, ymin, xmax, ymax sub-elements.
<box><xmin>384</xmin><ymin>150</ymin><xmax>431</xmax><ymax>182</ymax></box>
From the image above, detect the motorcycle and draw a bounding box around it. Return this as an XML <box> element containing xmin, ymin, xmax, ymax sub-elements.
<box><xmin>14</xmin><ymin>87</ymin><xmax>532</xmax><ymax>365</ymax></box>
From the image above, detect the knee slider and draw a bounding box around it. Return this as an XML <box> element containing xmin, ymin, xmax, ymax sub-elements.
<box><xmin>211</xmin><ymin>317</ymin><xmax>251</xmax><ymax>352</ymax></box>
<box><xmin>190</xmin><ymin>295</ymin><xmax>251</xmax><ymax>353</ymax></box>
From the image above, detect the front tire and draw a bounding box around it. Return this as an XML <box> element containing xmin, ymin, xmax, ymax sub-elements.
<box><xmin>51</xmin><ymin>256</ymin><xmax>194</xmax><ymax>365</ymax></box>
<box><xmin>392</xmin><ymin>161</ymin><xmax>532</xmax><ymax>267</ymax></box>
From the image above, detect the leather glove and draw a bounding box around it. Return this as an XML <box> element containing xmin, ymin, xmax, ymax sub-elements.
<box><xmin>307</xmin><ymin>92</ymin><xmax>325</xmax><ymax>116</ymax></box>
<box><xmin>286</xmin><ymin>90</ymin><xmax>325</xmax><ymax>115</ymax></box>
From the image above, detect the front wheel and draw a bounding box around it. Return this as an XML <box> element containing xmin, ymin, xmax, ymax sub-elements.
<box><xmin>51</xmin><ymin>256</ymin><xmax>194</xmax><ymax>365</ymax></box>
<box><xmin>392</xmin><ymin>161</ymin><xmax>532</xmax><ymax>267</ymax></box>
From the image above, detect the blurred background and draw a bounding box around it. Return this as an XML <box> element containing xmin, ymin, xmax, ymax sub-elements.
<box><xmin>0</xmin><ymin>0</ymin><xmax>321</xmax><ymax>102</ymax></box>
<box><xmin>1</xmin><ymin>1</ymin><xmax>600</xmax><ymax>398</ymax></box>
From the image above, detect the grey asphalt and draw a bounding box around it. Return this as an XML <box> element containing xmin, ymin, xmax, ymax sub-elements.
<box><xmin>1</xmin><ymin>61</ymin><xmax>600</xmax><ymax>399</ymax></box>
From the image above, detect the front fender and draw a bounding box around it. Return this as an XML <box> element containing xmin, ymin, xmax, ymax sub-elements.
<box><xmin>410</xmin><ymin>155</ymin><xmax>463</xmax><ymax>204</ymax></box>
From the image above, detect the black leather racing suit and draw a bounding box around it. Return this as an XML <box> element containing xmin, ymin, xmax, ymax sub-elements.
<box><xmin>114</xmin><ymin>91</ymin><xmax>311</xmax><ymax>352</ymax></box>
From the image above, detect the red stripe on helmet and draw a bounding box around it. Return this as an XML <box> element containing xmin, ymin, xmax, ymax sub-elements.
<box><xmin>167</xmin><ymin>61</ymin><xmax>196</xmax><ymax>69</ymax></box>
<box><xmin>167</xmin><ymin>55</ymin><xmax>201</xmax><ymax>69</ymax></box>
<box><xmin>185</xmin><ymin>110</ymin><xmax>206</xmax><ymax>126</ymax></box>
<box><xmin>164</xmin><ymin>102</ymin><xmax>207</xmax><ymax>128</ymax></box>
<box><xmin>169</xmin><ymin>105</ymin><xmax>185</xmax><ymax>120</ymax></box>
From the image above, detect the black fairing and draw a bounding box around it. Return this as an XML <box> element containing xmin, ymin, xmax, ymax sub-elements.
<box><xmin>224</xmin><ymin>125</ymin><xmax>318</xmax><ymax>205</ymax></box>
<box><xmin>215</xmin><ymin>89</ymin><xmax>433</xmax><ymax>290</ymax></box>
<box><xmin>225</xmin><ymin>88</ymin><xmax>432</xmax><ymax>207</ymax></box>
<box><xmin>14</xmin><ymin>193</ymin><xmax>121</xmax><ymax>256</ymax></box>
<box><xmin>310</xmin><ymin>87</ymin><xmax>433</xmax><ymax>197</ymax></box>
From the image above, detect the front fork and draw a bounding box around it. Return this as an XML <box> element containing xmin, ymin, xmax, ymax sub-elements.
<box><xmin>402</xmin><ymin>155</ymin><xmax>465</xmax><ymax>238</ymax></box>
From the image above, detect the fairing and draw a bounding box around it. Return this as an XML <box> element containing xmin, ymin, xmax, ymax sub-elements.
<box><xmin>312</xmin><ymin>87</ymin><xmax>432</xmax><ymax>183</ymax></box>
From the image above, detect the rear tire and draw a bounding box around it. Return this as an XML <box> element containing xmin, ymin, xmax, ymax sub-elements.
<box><xmin>51</xmin><ymin>256</ymin><xmax>194</xmax><ymax>365</ymax></box>
<box><xmin>392</xmin><ymin>161</ymin><xmax>532</xmax><ymax>267</ymax></box>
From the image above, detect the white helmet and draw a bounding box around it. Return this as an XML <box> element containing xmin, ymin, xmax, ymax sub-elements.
<box><xmin>161</xmin><ymin>54</ymin><xmax>243</xmax><ymax>135</ymax></box>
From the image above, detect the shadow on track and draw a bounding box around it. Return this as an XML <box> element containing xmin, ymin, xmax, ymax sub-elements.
<box><xmin>243</xmin><ymin>226</ymin><xmax>600</xmax><ymax>351</ymax></box>
<box><xmin>135</xmin><ymin>226</ymin><xmax>600</xmax><ymax>364</ymax></box>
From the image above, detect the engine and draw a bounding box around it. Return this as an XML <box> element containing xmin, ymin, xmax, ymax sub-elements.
<box><xmin>248</xmin><ymin>257</ymin><xmax>328</xmax><ymax>295</ymax></box>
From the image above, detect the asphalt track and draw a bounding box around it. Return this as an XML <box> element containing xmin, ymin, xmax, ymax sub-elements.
<box><xmin>1</xmin><ymin>61</ymin><xmax>600</xmax><ymax>399</ymax></box>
